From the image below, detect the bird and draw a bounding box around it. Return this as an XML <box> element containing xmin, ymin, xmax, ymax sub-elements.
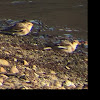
<box><xmin>52</xmin><ymin>40</ymin><xmax>79</xmax><ymax>53</ymax></box>
<box><xmin>0</xmin><ymin>20</ymin><xmax>33</xmax><ymax>36</ymax></box>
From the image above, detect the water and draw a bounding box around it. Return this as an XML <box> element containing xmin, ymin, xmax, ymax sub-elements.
<box><xmin>0</xmin><ymin>0</ymin><xmax>88</xmax><ymax>40</ymax></box>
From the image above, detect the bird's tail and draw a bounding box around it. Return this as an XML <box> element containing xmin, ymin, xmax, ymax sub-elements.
<box><xmin>0</xmin><ymin>30</ymin><xmax>14</xmax><ymax>35</ymax></box>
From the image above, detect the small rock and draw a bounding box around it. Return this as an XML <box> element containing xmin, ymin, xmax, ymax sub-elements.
<box><xmin>63</xmin><ymin>80</ymin><xmax>76</xmax><ymax>89</ymax></box>
<box><xmin>33</xmin><ymin>43</ymin><xmax>38</xmax><ymax>46</ymax></box>
<box><xmin>4</xmin><ymin>51</ymin><xmax>10</xmax><ymax>55</ymax></box>
<box><xmin>65</xmin><ymin>66</ymin><xmax>70</xmax><ymax>70</ymax></box>
<box><xmin>85</xmin><ymin>58</ymin><xmax>88</xmax><ymax>62</ymax></box>
<box><xmin>34</xmin><ymin>72</ymin><xmax>39</xmax><ymax>78</ymax></box>
<box><xmin>23</xmin><ymin>60</ymin><xmax>29</xmax><ymax>66</ymax></box>
<box><xmin>50</xmin><ymin>70</ymin><xmax>56</xmax><ymax>75</ymax></box>
<box><xmin>32</xmin><ymin>65</ymin><xmax>37</xmax><ymax>71</ymax></box>
<box><xmin>10</xmin><ymin>66</ymin><xmax>19</xmax><ymax>74</ymax></box>
<box><xmin>44</xmin><ymin>47</ymin><xmax>52</xmax><ymax>50</ymax></box>
<box><xmin>65</xmin><ymin>80</ymin><xmax>75</xmax><ymax>86</ymax></box>
<box><xmin>14</xmin><ymin>58</ymin><xmax>18</xmax><ymax>62</ymax></box>
<box><xmin>0</xmin><ymin>74</ymin><xmax>8</xmax><ymax>80</ymax></box>
<box><xmin>0</xmin><ymin>59</ymin><xmax>10</xmax><ymax>66</ymax></box>
<box><xmin>0</xmin><ymin>78</ymin><xmax>3</xmax><ymax>86</ymax></box>
<box><xmin>0</xmin><ymin>67</ymin><xmax>7</xmax><ymax>73</ymax></box>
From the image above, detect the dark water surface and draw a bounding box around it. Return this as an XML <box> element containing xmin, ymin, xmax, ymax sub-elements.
<box><xmin>0</xmin><ymin>0</ymin><xmax>88</xmax><ymax>40</ymax></box>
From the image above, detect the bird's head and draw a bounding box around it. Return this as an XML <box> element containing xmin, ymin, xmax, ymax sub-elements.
<box><xmin>72</xmin><ymin>40</ymin><xmax>79</xmax><ymax>49</ymax></box>
<box><xmin>23</xmin><ymin>22</ymin><xmax>33</xmax><ymax>30</ymax></box>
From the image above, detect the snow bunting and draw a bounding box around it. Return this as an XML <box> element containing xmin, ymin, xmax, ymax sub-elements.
<box><xmin>54</xmin><ymin>40</ymin><xmax>79</xmax><ymax>53</ymax></box>
<box><xmin>0</xmin><ymin>20</ymin><xmax>33</xmax><ymax>36</ymax></box>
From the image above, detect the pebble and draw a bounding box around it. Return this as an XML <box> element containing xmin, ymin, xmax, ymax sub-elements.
<box><xmin>33</xmin><ymin>43</ymin><xmax>38</xmax><ymax>46</ymax></box>
<box><xmin>0</xmin><ymin>78</ymin><xmax>3</xmax><ymax>86</ymax></box>
<box><xmin>34</xmin><ymin>72</ymin><xmax>39</xmax><ymax>78</ymax></box>
<box><xmin>32</xmin><ymin>65</ymin><xmax>37</xmax><ymax>71</ymax></box>
<box><xmin>14</xmin><ymin>58</ymin><xmax>18</xmax><ymax>62</ymax></box>
<box><xmin>0</xmin><ymin>67</ymin><xmax>7</xmax><ymax>73</ymax></box>
<box><xmin>50</xmin><ymin>70</ymin><xmax>56</xmax><ymax>75</ymax></box>
<box><xmin>4</xmin><ymin>51</ymin><xmax>10</xmax><ymax>55</ymax></box>
<box><xmin>65</xmin><ymin>66</ymin><xmax>70</xmax><ymax>70</ymax></box>
<box><xmin>0</xmin><ymin>74</ymin><xmax>9</xmax><ymax>80</ymax></box>
<box><xmin>44</xmin><ymin>47</ymin><xmax>52</xmax><ymax>50</ymax></box>
<box><xmin>23</xmin><ymin>60</ymin><xmax>29</xmax><ymax>66</ymax></box>
<box><xmin>85</xmin><ymin>58</ymin><xmax>88</xmax><ymax>61</ymax></box>
<box><xmin>0</xmin><ymin>59</ymin><xmax>10</xmax><ymax>66</ymax></box>
<box><xmin>10</xmin><ymin>66</ymin><xmax>19</xmax><ymax>74</ymax></box>
<box><xmin>63</xmin><ymin>80</ymin><xmax>76</xmax><ymax>88</ymax></box>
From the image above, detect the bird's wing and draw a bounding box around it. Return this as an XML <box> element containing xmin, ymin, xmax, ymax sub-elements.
<box><xmin>57</xmin><ymin>44</ymin><xmax>71</xmax><ymax>49</ymax></box>
<box><xmin>0</xmin><ymin>25</ymin><xmax>23</xmax><ymax>33</ymax></box>
<box><xmin>60</xmin><ymin>40</ymin><xmax>72</xmax><ymax>45</ymax></box>
<box><xmin>57</xmin><ymin>46</ymin><xmax>68</xmax><ymax>49</ymax></box>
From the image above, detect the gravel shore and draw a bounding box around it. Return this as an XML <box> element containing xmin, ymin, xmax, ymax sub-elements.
<box><xmin>0</xmin><ymin>19</ymin><xmax>88</xmax><ymax>89</ymax></box>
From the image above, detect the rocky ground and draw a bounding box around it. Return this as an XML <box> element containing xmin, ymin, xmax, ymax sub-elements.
<box><xmin>0</xmin><ymin>19</ymin><xmax>88</xmax><ymax>89</ymax></box>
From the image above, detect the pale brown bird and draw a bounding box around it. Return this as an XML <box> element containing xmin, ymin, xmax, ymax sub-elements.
<box><xmin>52</xmin><ymin>40</ymin><xmax>79</xmax><ymax>53</ymax></box>
<box><xmin>0</xmin><ymin>20</ymin><xmax>33</xmax><ymax>36</ymax></box>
